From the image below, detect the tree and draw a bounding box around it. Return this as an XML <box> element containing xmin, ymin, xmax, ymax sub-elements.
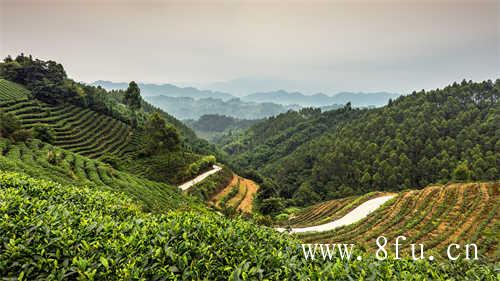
<box><xmin>453</xmin><ymin>161</ymin><xmax>472</xmax><ymax>181</ymax></box>
<box><xmin>293</xmin><ymin>183</ymin><xmax>320</xmax><ymax>206</ymax></box>
<box><xmin>143</xmin><ymin>112</ymin><xmax>180</xmax><ymax>155</ymax></box>
<box><xmin>124</xmin><ymin>81</ymin><xmax>141</xmax><ymax>111</ymax></box>
<box><xmin>258</xmin><ymin>197</ymin><xmax>285</xmax><ymax>215</ymax></box>
<box><xmin>360</xmin><ymin>171</ymin><xmax>371</xmax><ymax>188</ymax></box>
<box><xmin>0</xmin><ymin>111</ymin><xmax>21</xmax><ymax>138</ymax></box>
<box><xmin>0</xmin><ymin>111</ymin><xmax>32</xmax><ymax>143</ymax></box>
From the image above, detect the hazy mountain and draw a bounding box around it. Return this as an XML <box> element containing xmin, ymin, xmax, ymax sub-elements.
<box><xmin>242</xmin><ymin>90</ymin><xmax>400</xmax><ymax>107</ymax></box>
<box><xmin>92</xmin><ymin>80</ymin><xmax>235</xmax><ymax>100</ymax></box>
<box><xmin>242</xmin><ymin>90</ymin><xmax>335</xmax><ymax>107</ymax></box>
<box><xmin>145</xmin><ymin>96</ymin><xmax>297</xmax><ymax>120</ymax></box>
<box><xmin>93</xmin><ymin>80</ymin><xmax>399</xmax><ymax>108</ymax></box>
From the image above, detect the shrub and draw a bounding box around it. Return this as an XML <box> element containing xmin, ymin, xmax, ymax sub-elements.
<box><xmin>32</xmin><ymin>124</ymin><xmax>55</xmax><ymax>144</ymax></box>
<box><xmin>11</xmin><ymin>129</ymin><xmax>32</xmax><ymax>143</ymax></box>
<box><xmin>100</xmin><ymin>153</ymin><xmax>124</xmax><ymax>169</ymax></box>
<box><xmin>46</xmin><ymin>150</ymin><xmax>61</xmax><ymax>165</ymax></box>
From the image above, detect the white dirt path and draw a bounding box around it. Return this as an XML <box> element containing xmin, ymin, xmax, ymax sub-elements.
<box><xmin>276</xmin><ymin>195</ymin><xmax>395</xmax><ymax>234</ymax></box>
<box><xmin>178</xmin><ymin>165</ymin><xmax>222</xmax><ymax>191</ymax></box>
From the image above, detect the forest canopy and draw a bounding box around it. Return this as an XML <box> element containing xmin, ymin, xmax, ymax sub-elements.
<box><xmin>219</xmin><ymin>79</ymin><xmax>500</xmax><ymax>212</ymax></box>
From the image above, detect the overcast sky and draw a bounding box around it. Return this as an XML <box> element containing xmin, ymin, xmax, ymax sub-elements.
<box><xmin>1</xmin><ymin>0</ymin><xmax>499</xmax><ymax>95</ymax></box>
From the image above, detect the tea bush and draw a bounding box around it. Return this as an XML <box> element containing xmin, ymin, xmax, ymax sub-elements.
<box><xmin>0</xmin><ymin>171</ymin><xmax>496</xmax><ymax>280</ymax></box>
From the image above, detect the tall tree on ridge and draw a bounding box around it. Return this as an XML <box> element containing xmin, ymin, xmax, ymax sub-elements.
<box><xmin>124</xmin><ymin>81</ymin><xmax>141</xmax><ymax>111</ymax></box>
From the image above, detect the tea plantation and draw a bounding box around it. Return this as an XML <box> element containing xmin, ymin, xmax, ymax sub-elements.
<box><xmin>0</xmin><ymin>79</ymin><xmax>30</xmax><ymax>100</ymax></box>
<box><xmin>0</xmin><ymin>88</ymin><xmax>135</xmax><ymax>159</ymax></box>
<box><xmin>0</xmin><ymin>138</ymin><xmax>198</xmax><ymax>213</ymax></box>
<box><xmin>0</xmin><ymin>171</ymin><xmax>496</xmax><ymax>280</ymax></box>
<box><xmin>0</xmin><ymin>56</ymin><xmax>497</xmax><ymax>279</ymax></box>
<box><xmin>296</xmin><ymin>183</ymin><xmax>499</xmax><ymax>261</ymax></box>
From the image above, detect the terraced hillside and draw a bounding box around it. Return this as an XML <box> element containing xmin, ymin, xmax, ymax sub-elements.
<box><xmin>0</xmin><ymin>79</ymin><xmax>30</xmax><ymax>100</ymax></box>
<box><xmin>210</xmin><ymin>175</ymin><xmax>259</xmax><ymax>213</ymax></box>
<box><xmin>0</xmin><ymin>96</ymin><xmax>135</xmax><ymax>159</ymax></box>
<box><xmin>0</xmin><ymin>138</ymin><xmax>198</xmax><ymax>213</ymax></box>
<box><xmin>295</xmin><ymin>182</ymin><xmax>499</xmax><ymax>260</ymax></box>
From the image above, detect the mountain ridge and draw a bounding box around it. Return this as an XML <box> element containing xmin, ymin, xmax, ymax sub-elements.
<box><xmin>93</xmin><ymin>80</ymin><xmax>400</xmax><ymax>108</ymax></box>
<box><xmin>242</xmin><ymin>90</ymin><xmax>400</xmax><ymax>107</ymax></box>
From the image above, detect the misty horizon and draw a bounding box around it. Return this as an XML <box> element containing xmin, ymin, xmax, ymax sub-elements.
<box><xmin>2</xmin><ymin>0</ymin><xmax>499</xmax><ymax>95</ymax></box>
<box><xmin>91</xmin><ymin>79</ymin><xmax>402</xmax><ymax>97</ymax></box>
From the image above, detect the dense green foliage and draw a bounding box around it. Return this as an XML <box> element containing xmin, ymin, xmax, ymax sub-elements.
<box><xmin>0</xmin><ymin>55</ymin><xmax>227</xmax><ymax>185</ymax></box>
<box><xmin>1</xmin><ymin>54</ymin><xmax>496</xmax><ymax>279</ymax></box>
<box><xmin>0</xmin><ymin>110</ymin><xmax>32</xmax><ymax>142</ymax></box>
<box><xmin>187</xmin><ymin>155</ymin><xmax>216</xmax><ymax>176</ymax></box>
<box><xmin>0</xmin><ymin>138</ymin><xmax>201</xmax><ymax>213</ymax></box>
<box><xmin>31</xmin><ymin>124</ymin><xmax>55</xmax><ymax>143</ymax></box>
<box><xmin>0</xmin><ymin>171</ymin><xmax>496</xmax><ymax>280</ymax></box>
<box><xmin>219</xmin><ymin>80</ymin><xmax>500</xmax><ymax>208</ymax></box>
<box><xmin>142</xmin><ymin>112</ymin><xmax>181</xmax><ymax>155</ymax></box>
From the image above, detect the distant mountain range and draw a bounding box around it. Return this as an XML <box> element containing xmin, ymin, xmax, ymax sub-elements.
<box><xmin>92</xmin><ymin>80</ymin><xmax>234</xmax><ymax>100</ymax></box>
<box><xmin>241</xmin><ymin>90</ymin><xmax>400</xmax><ymax>107</ymax></box>
<box><xmin>92</xmin><ymin>80</ymin><xmax>399</xmax><ymax>111</ymax></box>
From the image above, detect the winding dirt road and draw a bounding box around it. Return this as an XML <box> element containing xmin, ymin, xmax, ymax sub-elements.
<box><xmin>276</xmin><ymin>195</ymin><xmax>395</xmax><ymax>234</ymax></box>
<box><xmin>178</xmin><ymin>165</ymin><xmax>222</xmax><ymax>191</ymax></box>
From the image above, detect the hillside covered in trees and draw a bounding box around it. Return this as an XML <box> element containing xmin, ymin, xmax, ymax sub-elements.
<box><xmin>0</xmin><ymin>54</ymin><xmax>221</xmax><ymax>184</ymax></box>
<box><xmin>218</xmin><ymin>80</ymin><xmax>499</xmax><ymax>212</ymax></box>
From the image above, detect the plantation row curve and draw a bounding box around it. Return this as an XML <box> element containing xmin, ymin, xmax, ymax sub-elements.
<box><xmin>294</xmin><ymin>182</ymin><xmax>499</xmax><ymax>261</ymax></box>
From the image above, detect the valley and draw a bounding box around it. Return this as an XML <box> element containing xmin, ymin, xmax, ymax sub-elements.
<box><xmin>0</xmin><ymin>54</ymin><xmax>497</xmax><ymax>280</ymax></box>
<box><xmin>2</xmin><ymin>1</ymin><xmax>498</xmax><ymax>279</ymax></box>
